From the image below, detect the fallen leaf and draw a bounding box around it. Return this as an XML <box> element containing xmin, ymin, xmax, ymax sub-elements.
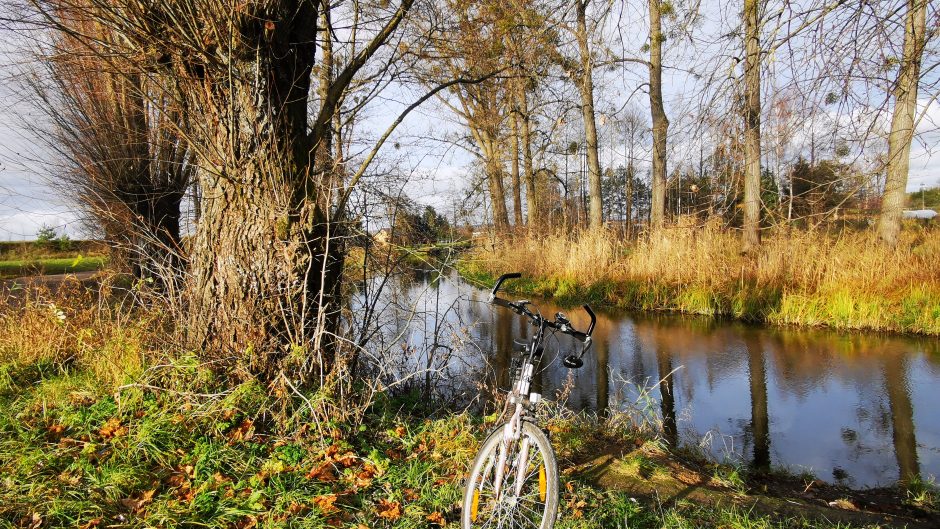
<box><xmin>313</xmin><ymin>494</ymin><xmax>339</xmax><ymax>515</ymax></box>
<box><xmin>78</xmin><ymin>518</ymin><xmax>101</xmax><ymax>529</ymax></box>
<box><xmin>427</xmin><ymin>511</ymin><xmax>446</xmax><ymax>526</ymax></box>
<box><xmin>229</xmin><ymin>419</ymin><xmax>254</xmax><ymax>441</ymax></box>
<box><xmin>333</xmin><ymin>451</ymin><xmax>357</xmax><ymax>467</ymax></box>
<box><xmin>99</xmin><ymin>418</ymin><xmax>127</xmax><ymax>439</ymax></box>
<box><xmin>376</xmin><ymin>498</ymin><xmax>401</xmax><ymax>520</ymax></box>
<box><xmin>47</xmin><ymin>423</ymin><xmax>65</xmax><ymax>437</ymax></box>
<box><xmin>120</xmin><ymin>488</ymin><xmax>156</xmax><ymax>513</ymax></box>
<box><xmin>306</xmin><ymin>461</ymin><xmax>337</xmax><ymax>482</ymax></box>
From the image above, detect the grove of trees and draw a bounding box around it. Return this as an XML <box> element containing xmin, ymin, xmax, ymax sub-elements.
<box><xmin>3</xmin><ymin>0</ymin><xmax>938</xmax><ymax>389</ymax></box>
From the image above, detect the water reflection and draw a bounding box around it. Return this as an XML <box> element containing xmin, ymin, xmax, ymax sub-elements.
<box><xmin>357</xmin><ymin>270</ymin><xmax>940</xmax><ymax>488</ymax></box>
<box><xmin>744</xmin><ymin>334</ymin><xmax>770</xmax><ymax>471</ymax></box>
<box><xmin>884</xmin><ymin>356</ymin><xmax>919</xmax><ymax>483</ymax></box>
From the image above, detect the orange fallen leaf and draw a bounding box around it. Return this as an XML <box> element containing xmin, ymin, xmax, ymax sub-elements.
<box><xmin>306</xmin><ymin>462</ymin><xmax>336</xmax><ymax>482</ymax></box>
<box><xmin>313</xmin><ymin>494</ymin><xmax>339</xmax><ymax>515</ymax></box>
<box><xmin>427</xmin><ymin>511</ymin><xmax>446</xmax><ymax>526</ymax></box>
<box><xmin>376</xmin><ymin>498</ymin><xmax>401</xmax><ymax>520</ymax></box>
<box><xmin>229</xmin><ymin>419</ymin><xmax>254</xmax><ymax>441</ymax></box>
<box><xmin>47</xmin><ymin>423</ymin><xmax>65</xmax><ymax>436</ymax></box>
<box><xmin>99</xmin><ymin>418</ymin><xmax>127</xmax><ymax>439</ymax></box>
<box><xmin>120</xmin><ymin>488</ymin><xmax>156</xmax><ymax>513</ymax></box>
<box><xmin>333</xmin><ymin>451</ymin><xmax>357</xmax><ymax>467</ymax></box>
<box><xmin>78</xmin><ymin>518</ymin><xmax>101</xmax><ymax>529</ymax></box>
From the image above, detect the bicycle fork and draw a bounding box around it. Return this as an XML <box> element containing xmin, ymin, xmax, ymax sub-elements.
<box><xmin>493</xmin><ymin>361</ymin><xmax>535</xmax><ymax>500</ymax></box>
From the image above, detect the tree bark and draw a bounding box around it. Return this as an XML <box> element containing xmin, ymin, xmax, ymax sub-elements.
<box><xmin>878</xmin><ymin>0</ymin><xmax>927</xmax><ymax>247</ymax></box>
<box><xmin>485</xmin><ymin>151</ymin><xmax>512</xmax><ymax>233</ymax></box>
<box><xmin>183</xmin><ymin>1</ymin><xmax>352</xmax><ymax>384</ymax></box>
<box><xmin>625</xmin><ymin>162</ymin><xmax>634</xmax><ymax>237</ymax></box>
<box><xmin>511</xmin><ymin>108</ymin><xmax>524</xmax><ymax>227</ymax></box>
<box><xmin>648</xmin><ymin>0</ymin><xmax>668</xmax><ymax>232</ymax></box>
<box><xmin>576</xmin><ymin>0</ymin><xmax>604</xmax><ymax>230</ymax></box>
<box><xmin>742</xmin><ymin>0</ymin><xmax>762</xmax><ymax>254</ymax></box>
<box><xmin>521</xmin><ymin>90</ymin><xmax>538</xmax><ymax>228</ymax></box>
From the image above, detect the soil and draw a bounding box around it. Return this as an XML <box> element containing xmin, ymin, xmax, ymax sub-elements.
<box><xmin>564</xmin><ymin>436</ymin><xmax>938</xmax><ymax>528</ymax></box>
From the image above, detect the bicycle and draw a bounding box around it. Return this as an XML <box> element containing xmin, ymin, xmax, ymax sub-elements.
<box><xmin>461</xmin><ymin>272</ymin><xmax>596</xmax><ymax>529</ymax></box>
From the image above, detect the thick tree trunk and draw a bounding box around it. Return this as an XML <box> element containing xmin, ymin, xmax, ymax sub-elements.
<box><xmin>184</xmin><ymin>3</ymin><xmax>348</xmax><ymax>384</ymax></box>
<box><xmin>742</xmin><ymin>0</ymin><xmax>762</xmax><ymax>254</ymax></box>
<box><xmin>511</xmin><ymin>110</ymin><xmax>524</xmax><ymax>227</ymax></box>
<box><xmin>648</xmin><ymin>0</ymin><xmax>668</xmax><ymax>232</ymax></box>
<box><xmin>576</xmin><ymin>0</ymin><xmax>604</xmax><ymax>230</ymax></box>
<box><xmin>878</xmin><ymin>0</ymin><xmax>927</xmax><ymax>247</ymax></box>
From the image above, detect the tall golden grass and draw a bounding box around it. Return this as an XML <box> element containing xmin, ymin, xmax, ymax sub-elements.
<box><xmin>0</xmin><ymin>279</ymin><xmax>159</xmax><ymax>390</ymax></box>
<box><xmin>461</xmin><ymin>219</ymin><xmax>940</xmax><ymax>334</ymax></box>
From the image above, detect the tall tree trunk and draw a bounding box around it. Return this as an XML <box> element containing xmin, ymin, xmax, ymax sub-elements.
<box><xmin>648</xmin><ymin>0</ymin><xmax>668</xmax><ymax>232</ymax></box>
<box><xmin>576</xmin><ymin>0</ymin><xmax>604</xmax><ymax>230</ymax></box>
<box><xmin>878</xmin><ymin>0</ymin><xmax>927</xmax><ymax>247</ymax></box>
<box><xmin>625</xmin><ymin>162</ymin><xmax>634</xmax><ymax>237</ymax></box>
<box><xmin>521</xmin><ymin>90</ymin><xmax>538</xmax><ymax>228</ymax></box>
<box><xmin>742</xmin><ymin>0</ymin><xmax>762</xmax><ymax>254</ymax></box>
<box><xmin>511</xmin><ymin>109</ymin><xmax>524</xmax><ymax>228</ymax></box>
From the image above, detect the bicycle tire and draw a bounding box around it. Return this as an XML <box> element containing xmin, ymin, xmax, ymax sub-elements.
<box><xmin>461</xmin><ymin>421</ymin><xmax>559</xmax><ymax>529</ymax></box>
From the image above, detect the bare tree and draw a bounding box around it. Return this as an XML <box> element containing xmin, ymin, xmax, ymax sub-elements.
<box><xmin>878</xmin><ymin>0</ymin><xmax>929</xmax><ymax>246</ymax></box>
<box><xmin>648</xmin><ymin>0</ymin><xmax>669</xmax><ymax>232</ymax></box>
<box><xmin>15</xmin><ymin>0</ymin><xmax>429</xmax><ymax>387</ymax></box>
<box><xmin>574</xmin><ymin>0</ymin><xmax>604</xmax><ymax>230</ymax></box>
<box><xmin>26</xmin><ymin>16</ymin><xmax>191</xmax><ymax>286</ymax></box>
<box><xmin>742</xmin><ymin>0</ymin><xmax>762</xmax><ymax>253</ymax></box>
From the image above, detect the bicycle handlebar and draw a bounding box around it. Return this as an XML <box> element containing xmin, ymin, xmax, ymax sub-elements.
<box><xmin>489</xmin><ymin>272</ymin><xmax>596</xmax><ymax>368</ymax></box>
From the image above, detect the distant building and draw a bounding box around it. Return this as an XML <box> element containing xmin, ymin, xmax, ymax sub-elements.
<box><xmin>902</xmin><ymin>209</ymin><xmax>938</xmax><ymax>220</ymax></box>
<box><xmin>373</xmin><ymin>228</ymin><xmax>392</xmax><ymax>245</ymax></box>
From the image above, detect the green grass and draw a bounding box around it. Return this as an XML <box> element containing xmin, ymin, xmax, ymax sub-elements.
<box><xmin>0</xmin><ymin>256</ymin><xmax>108</xmax><ymax>279</ymax></box>
<box><xmin>0</xmin><ymin>360</ymin><xmax>901</xmax><ymax>529</ymax></box>
<box><xmin>0</xmin><ymin>289</ymin><xmax>929</xmax><ymax>528</ymax></box>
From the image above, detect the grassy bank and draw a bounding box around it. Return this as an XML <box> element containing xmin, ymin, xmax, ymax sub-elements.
<box><xmin>459</xmin><ymin>222</ymin><xmax>940</xmax><ymax>335</ymax></box>
<box><xmin>0</xmin><ymin>241</ymin><xmax>109</xmax><ymax>279</ymax></box>
<box><xmin>0</xmin><ymin>255</ymin><xmax>108</xmax><ymax>279</ymax></box>
<box><xmin>0</xmin><ymin>282</ymin><xmax>934</xmax><ymax>528</ymax></box>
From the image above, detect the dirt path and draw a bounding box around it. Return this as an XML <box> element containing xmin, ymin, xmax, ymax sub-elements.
<box><xmin>0</xmin><ymin>272</ymin><xmax>101</xmax><ymax>295</ymax></box>
<box><xmin>569</xmin><ymin>443</ymin><xmax>937</xmax><ymax>528</ymax></box>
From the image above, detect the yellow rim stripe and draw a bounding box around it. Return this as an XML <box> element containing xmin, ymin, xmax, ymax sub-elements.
<box><xmin>538</xmin><ymin>465</ymin><xmax>547</xmax><ymax>501</ymax></box>
<box><xmin>471</xmin><ymin>489</ymin><xmax>480</xmax><ymax>522</ymax></box>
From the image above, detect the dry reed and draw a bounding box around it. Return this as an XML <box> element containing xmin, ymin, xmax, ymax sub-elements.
<box><xmin>461</xmin><ymin>220</ymin><xmax>940</xmax><ymax>334</ymax></box>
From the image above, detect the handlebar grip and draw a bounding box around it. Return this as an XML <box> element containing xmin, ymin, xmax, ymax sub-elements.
<box><xmin>582</xmin><ymin>304</ymin><xmax>596</xmax><ymax>336</ymax></box>
<box><xmin>490</xmin><ymin>272</ymin><xmax>521</xmax><ymax>301</ymax></box>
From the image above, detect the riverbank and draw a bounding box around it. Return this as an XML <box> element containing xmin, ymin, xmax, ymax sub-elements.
<box><xmin>1</xmin><ymin>279</ymin><xmax>936</xmax><ymax>528</ymax></box>
<box><xmin>458</xmin><ymin>223</ymin><xmax>940</xmax><ymax>335</ymax></box>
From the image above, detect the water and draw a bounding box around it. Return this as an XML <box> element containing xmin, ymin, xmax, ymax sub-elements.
<box><xmin>355</xmin><ymin>268</ymin><xmax>940</xmax><ymax>489</ymax></box>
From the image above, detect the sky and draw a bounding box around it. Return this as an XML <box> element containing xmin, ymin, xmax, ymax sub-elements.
<box><xmin>1</xmin><ymin>1</ymin><xmax>938</xmax><ymax>240</ymax></box>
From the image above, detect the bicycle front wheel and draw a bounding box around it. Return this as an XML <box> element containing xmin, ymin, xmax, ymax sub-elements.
<box><xmin>461</xmin><ymin>421</ymin><xmax>559</xmax><ymax>529</ymax></box>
